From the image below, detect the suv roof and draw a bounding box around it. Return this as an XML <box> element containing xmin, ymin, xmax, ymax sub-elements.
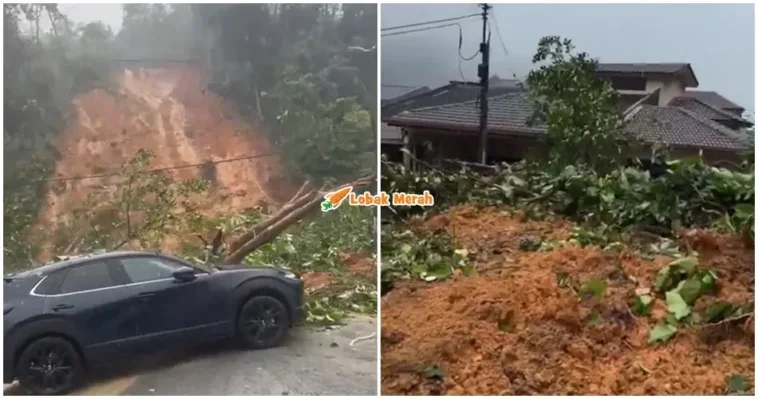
<box><xmin>5</xmin><ymin>251</ymin><xmax>177</xmax><ymax>279</ymax></box>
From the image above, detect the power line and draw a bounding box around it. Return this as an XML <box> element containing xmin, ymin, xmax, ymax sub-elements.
<box><xmin>33</xmin><ymin>152</ymin><xmax>280</xmax><ymax>183</ymax></box>
<box><xmin>381</xmin><ymin>13</ymin><xmax>479</xmax><ymax>32</ymax></box>
<box><xmin>490</xmin><ymin>9</ymin><xmax>509</xmax><ymax>56</ymax></box>
<box><xmin>381</xmin><ymin>22</ymin><xmax>462</xmax><ymax>38</ymax></box>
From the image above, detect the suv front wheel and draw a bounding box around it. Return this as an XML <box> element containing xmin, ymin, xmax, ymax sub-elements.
<box><xmin>237</xmin><ymin>295</ymin><xmax>290</xmax><ymax>349</ymax></box>
<box><xmin>15</xmin><ymin>336</ymin><xmax>84</xmax><ymax>395</ymax></box>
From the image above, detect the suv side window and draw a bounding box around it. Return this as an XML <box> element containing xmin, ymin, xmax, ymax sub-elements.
<box><xmin>120</xmin><ymin>257</ymin><xmax>184</xmax><ymax>283</ymax></box>
<box><xmin>34</xmin><ymin>270</ymin><xmax>67</xmax><ymax>295</ymax></box>
<box><xmin>59</xmin><ymin>261</ymin><xmax>119</xmax><ymax>294</ymax></box>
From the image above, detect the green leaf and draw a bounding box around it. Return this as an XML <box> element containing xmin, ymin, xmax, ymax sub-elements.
<box><xmin>579</xmin><ymin>278</ymin><xmax>606</xmax><ymax>298</ymax></box>
<box><xmin>697</xmin><ymin>270</ymin><xmax>717</xmax><ymax>295</ymax></box>
<box><xmin>427</xmin><ymin>265</ymin><xmax>453</xmax><ymax>280</ymax></box>
<box><xmin>632</xmin><ymin>295</ymin><xmax>654</xmax><ymax>316</ymax></box>
<box><xmin>725</xmin><ymin>374</ymin><xmax>752</xmax><ymax>394</ymax></box>
<box><xmin>426</xmin><ymin>253</ymin><xmax>443</xmax><ymax>267</ymax></box>
<box><xmin>653</xmin><ymin>265</ymin><xmax>674</xmax><ymax>293</ymax></box>
<box><xmin>734</xmin><ymin>203</ymin><xmax>754</xmax><ymax>217</ymax></box>
<box><xmin>704</xmin><ymin>302</ymin><xmax>735</xmax><ymax>323</ymax></box>
<box><xmin>648</xmin><ymin>323</ymin><xmax>677</xmax><ymax>344</ymax></box>
<box><xmin>665</xmin><ymin>292</ymin><xmax>691</xmax><ymax>320</ymax></box>
<box><xmin>665</xmin><ymin>313</ymin><xmax>680</xmax><ymax>327</ymax></box>
<box><xmin>674</xmin><ymin>277</ymin><xmax>702</xmax><ymax>305</ymax></box>
<box><xmin>422</xmin><ymin>365</ymin><xmax>446</xmax><ymax>379</ymax></box>
<box><xmin>497</xmin><ymin>319</ymin><xmax>512</xmax><ymax>332</ymax></box>
<box><xmin>668</xmin><ymin>256</ymin><xmax>699</xmax><ymax>275</ymax></box>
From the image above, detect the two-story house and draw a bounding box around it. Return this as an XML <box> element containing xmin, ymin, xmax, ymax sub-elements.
<box><xmin>382</xmin><ymin>63</ymin><xmax>752</xmax><ymax>167</ymax></box>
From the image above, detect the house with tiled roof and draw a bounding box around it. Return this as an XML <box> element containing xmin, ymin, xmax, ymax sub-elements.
<box><xmin>380</xmin><ymin>77</ymin><xmax>522</xmax><ymax>161</ymax></box>
<box><xmin>382</xmin><ymin>63</ymin><xmax>752</xmax><ymax>167</ymax></box>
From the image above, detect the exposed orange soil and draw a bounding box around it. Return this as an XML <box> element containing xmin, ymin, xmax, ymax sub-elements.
<box><xmin>31</xmin><ymin>66</ymin><xmax>297</xmax><ymax>258</ymax></box>
<box><xmin>303</xmin><ymin>272</ymin><xmax>337</xmax><ymax>294</ymax></box>
<box><xmin>381</xmin><ymin>205</ymin><xmax>754</xmax><ymax>395</ymax></box>
<box><xmin>341</xmin><ymin>251</ymin><xmax>376</xmax><ymax>276</ymax></box>
<box><xmin>302</xmin><ymin>252</ymin><xmax>376</xmax><ymax>296</ymax></box>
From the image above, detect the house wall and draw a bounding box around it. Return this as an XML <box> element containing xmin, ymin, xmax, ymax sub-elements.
<box><xmin>636</xmin><ymin>146</ymin><xmax>744</xmax><ymax>168</ymax></box>
<box><xmin>644</xmin><ymin>78</ymin><xmax>685</xmax><ymax>106</ymax></box>
<box><xmin>612</xmin><ymin>77</ymin><xmax>686</xmax><ymax>106</ymax></box>
<box><xmin>404</xmin><ymin>128</ymin><xmax>538</xmax><ymax>164</ymax></box>
<box><xmin>399</xmin><ymin>127</ymin><xmax>742</xmax><ymax>169</ymax></box>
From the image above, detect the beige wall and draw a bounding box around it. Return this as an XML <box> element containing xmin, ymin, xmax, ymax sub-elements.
<box><xmin>645</xmin><ymin>78</ymin><xmax>685</xmax><ymax>106</ymax></box>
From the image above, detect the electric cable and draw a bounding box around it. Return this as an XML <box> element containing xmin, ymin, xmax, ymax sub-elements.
<box><xmin>381</xmin><ymin>13</ymin><xmax>479</xmax><ymax>32</ymax></box>
<box><xmin>29</xmin><ymin>152</ymin><xmax>280</xmax><ymax>183</ymax></box>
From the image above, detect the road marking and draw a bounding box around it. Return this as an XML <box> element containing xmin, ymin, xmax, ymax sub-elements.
<box><xmin>3</xmin><ymin>374</ymin><xmax>138</xmax><ymax>396</ymax></box>
<box><xmin>74</xmin><ymin>374</ymin><xmax>138</xmax><ymax>395</ymax></box>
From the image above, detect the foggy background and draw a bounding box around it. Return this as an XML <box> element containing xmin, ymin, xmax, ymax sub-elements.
<box><xmin>381</xmin><ymin>3</ymin><xmax>755</xmax><ymax>116</ymax></box>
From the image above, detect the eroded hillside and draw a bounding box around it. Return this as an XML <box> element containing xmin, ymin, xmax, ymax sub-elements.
<box><xmin>33</xmin><ymin>65</ymin><xmax>296</xmax><ymax>255</ymax></box>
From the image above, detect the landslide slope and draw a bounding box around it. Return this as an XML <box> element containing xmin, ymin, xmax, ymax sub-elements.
<box><xmin>34</xmin><ymin>65</ymin><xmax>295</xmax><ymax>254</ymax></box>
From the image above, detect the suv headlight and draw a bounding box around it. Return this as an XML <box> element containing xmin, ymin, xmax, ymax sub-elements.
<box><xmin>282</xmin><ymin>271</ymin><xmax>298</xmax><ymax>280</ymax></box>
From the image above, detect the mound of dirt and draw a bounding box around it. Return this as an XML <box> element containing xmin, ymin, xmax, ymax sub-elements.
<box><xmin>32</xmin><ymin>65</ymin><xmax>297</xmax><ymax>258</ymax></box>
<box><xmin>381</xmin><ymin>206</ymin><xmax>754</xmax><ymax>395</ymax></box>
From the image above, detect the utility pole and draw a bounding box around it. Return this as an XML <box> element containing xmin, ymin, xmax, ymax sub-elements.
<box><xmin>477</xmin><ymin>3</ymin><xmax>491</xmax><ymax>165</ymax></box>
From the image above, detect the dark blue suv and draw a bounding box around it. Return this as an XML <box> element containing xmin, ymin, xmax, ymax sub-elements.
<box><xmin>3</xmin><ymin>251</ymin><xmax>304</xmax><ymax>394</ymax></box>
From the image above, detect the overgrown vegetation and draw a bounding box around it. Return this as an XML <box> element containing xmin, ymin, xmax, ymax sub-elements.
<box><xmin>194</xmin><ymin>4</ymin><xmax>377</xmax><ymax>184</ymax></box>
<box><xmin>4</xmin><ymin>4</ymin><xmax>116</xmax><ymax>266</ymax></box>
<box><xmin>526</xmin><ymin>36</ymin><xmax>632</xmax><ymax>174</ymax></box>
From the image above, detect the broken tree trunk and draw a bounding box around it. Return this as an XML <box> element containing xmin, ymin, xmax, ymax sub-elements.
<box><xmin>227</xmin><ymin>181</ymin><xmax>315</xmax><ymax>254</ymax></box>
<box><xmin>221</xmin><ymin>173</ymin><xmax>375</xmax><ymax>265</ymax></box>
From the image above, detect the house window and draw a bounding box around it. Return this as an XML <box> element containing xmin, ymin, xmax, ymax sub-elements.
<box><xmin>610</xmin><ymin>76</ymin><xmax>647</xmax><ymax>91</ymax></box>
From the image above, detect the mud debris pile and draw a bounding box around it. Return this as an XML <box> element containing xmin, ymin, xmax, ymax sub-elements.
<box><xmin>381</xmin><ymin>206</ymin><xmax>754</xmax><ymax>395</ymax></box>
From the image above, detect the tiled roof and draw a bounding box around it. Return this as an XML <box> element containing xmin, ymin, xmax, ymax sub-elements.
<box><xmin>386</xmin><ymin>92</ymin><xmax>544</xmax><ymax>135</ymax></box>
<box><xmin>668</xmin><ymin>96</ymin><xmax>752</xmax><ymax>125</ymax></box>
<box><xmin>596</xmin><ymin>63</ymin><xmax>689</xmax><ymax>74</ymax></box>
<box><xmin>625</xmin><ymin>105</ymin><xmax>749</xmax><ymax>150</ymax></box>
<box><xmin>388</xmin><ymin>92</ymin><xmax>749</xmax><ymax>152</ymax></box>
<box><xmin>382</xmin><ymin>80</ymin><xmax>523</xmax><ymax>118</ymax></box>
<box><xmin>596</xmin><ymin>62</ymin><xmax>699</xmax><ymax>87</ymax></box>
<box><xmin>682</xmin><ymin>90</ymin><xmax>744</xmax><ymax>112</ymax></box>
<box><xmin>381</xmin><ymin>86</ymin><xmax>430</xmax><ymax>104</ymax></box>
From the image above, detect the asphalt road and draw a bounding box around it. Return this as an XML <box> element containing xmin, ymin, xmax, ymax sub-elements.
<box><xmin>4</xmin><ymin>316</ymin><xmax>377</xmax><ymax>396</ymax></box>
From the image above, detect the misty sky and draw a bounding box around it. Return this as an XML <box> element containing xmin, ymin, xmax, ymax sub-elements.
<box><xmin>382</xmin><ymin>3</ymin><xmax>755</xmax><ymax>115</ymax></box>
<box><xmin>54</xmin><ymin>3</ymin><xmax>755</xmax><ymax>115</ymax></box>
<box><xmin>57</xmin><ymin>3</ymin><xmax>123</xmax><ymax>31</ymax></box>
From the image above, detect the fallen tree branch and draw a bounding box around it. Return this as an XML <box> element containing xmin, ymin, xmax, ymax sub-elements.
<box><xmin>222</xmin><ymin>174</ymin><xmax>375</xmax><ymax>265</ymax></box>
<box><xmin>227</xmin><ymin>181</ymin><xmax>316</xmax><ymax>253</ymax></box>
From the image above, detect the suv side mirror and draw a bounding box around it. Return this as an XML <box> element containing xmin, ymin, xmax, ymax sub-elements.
<box><xmin>172</xmin><ymin>266</ymin><xmax>197</xmax><ymax>282</ymax></box>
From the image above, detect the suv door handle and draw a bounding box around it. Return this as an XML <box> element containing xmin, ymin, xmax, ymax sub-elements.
<box><xmin>136</xmin><ymin>292</ymin><xmax>155</xmax><ymax>299</ymax></box>
<box><xmin>52</xmin><ymin>304</ymin><xmax>74</xmax><ymax>311</ymax></box>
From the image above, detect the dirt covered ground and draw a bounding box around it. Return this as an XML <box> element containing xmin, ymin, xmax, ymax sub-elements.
<box><xmin>381</xmin><ymin>205</ymin><xmax>754</xmax><ymax>395</ymax></box>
